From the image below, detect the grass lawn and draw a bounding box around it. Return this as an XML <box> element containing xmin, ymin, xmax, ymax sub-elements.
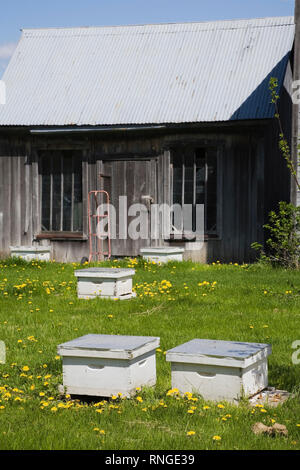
<box><xmin>0</xmin><ymin>257</ymin><xmax>300</xmax><ymax>450</ymax></box>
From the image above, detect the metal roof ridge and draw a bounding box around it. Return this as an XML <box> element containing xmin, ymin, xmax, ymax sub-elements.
<box><xmin>20</xmin><ymin>15</ymin><xmax>295</xmax><ymax>34</ymax></box>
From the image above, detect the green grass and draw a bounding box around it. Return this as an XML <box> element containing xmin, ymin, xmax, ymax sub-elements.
<box><xmin>0</xmin><ymin>257</ymin><xmax>300</xmax><ymax>450</ymax></box>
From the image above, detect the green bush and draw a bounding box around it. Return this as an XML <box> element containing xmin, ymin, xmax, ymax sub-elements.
<box><xmin>252</xmin><ymin>201</ymin><xmax>300</xmax><ymax>269</ymax></box>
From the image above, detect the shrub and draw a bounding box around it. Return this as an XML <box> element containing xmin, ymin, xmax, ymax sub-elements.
<box><xmin>252</xmin><ymin>201</ymin><xmax>300</xmax><ymax>269</ymax></box>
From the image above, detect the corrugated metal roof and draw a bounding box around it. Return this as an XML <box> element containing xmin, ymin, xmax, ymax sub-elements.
<box><xmin>0</xmin><ymin>16</ymin><xmax>295</xmax><ymax>126</ymax></box>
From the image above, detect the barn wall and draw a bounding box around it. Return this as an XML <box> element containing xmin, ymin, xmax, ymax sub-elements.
<box><xmin>0</xmin><ymin>135</ymin><xmax>33</xmax><ymax>257</ymax></box>
<box><xmin>0</xmin><ymin>124</ymin><xmax>284</xmax><ymax>263</ymax></box>
<box><xmin>201</xmin><ymin>134</ymin><xmax>264</xmax><ymax>264</ymax></box>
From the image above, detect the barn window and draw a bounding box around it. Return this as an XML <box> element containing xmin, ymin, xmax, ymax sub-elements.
<box><xmin>40</xmin><ymin>151</ymin><xmax>83</xmax><ymax>233</ymax></box>
<box><xmin>171</xmin><ymin>147</ymin><xmax>220</xmax><ymax>237</ymax></box>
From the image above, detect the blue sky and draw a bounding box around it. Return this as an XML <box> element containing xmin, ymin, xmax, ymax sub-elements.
<box><xmin>0</xmin><ymin>0</ymin><xmax>295</xmax><ymax>75</ymax></box>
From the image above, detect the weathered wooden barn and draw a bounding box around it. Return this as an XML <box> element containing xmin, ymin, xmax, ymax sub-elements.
<box><xmin>0</xmin><ymin>17</ymin><xmax>296</xmax><ymax>263</ymax></box>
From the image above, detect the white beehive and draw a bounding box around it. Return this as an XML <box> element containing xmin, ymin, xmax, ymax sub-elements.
<box><xmin>10</xmin><ymin>246</ymin><xmax>51</xmax><ymax>261</ymax></box>
<box><xmin>74</xmin><ymin>268</ymin><xmax>136</xmax><ymax>300</ymax></box>
<box><xmin>140</xmin><ymin>247</ymin><xmax>184</xmax><ymax>263</ymax></box>
<box><xmin>57</xmin><ymin>334</ymin><xmax>160</xmax><ymax>397</ymax></box>
<box><xmin>166</xmin><ymin>339</ymin><xmax>272</xmax><ymax>403</ymax></box>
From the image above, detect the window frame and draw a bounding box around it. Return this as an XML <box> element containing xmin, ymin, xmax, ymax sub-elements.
<box><xmin>170</xmin><ymin>145</ymin><xmax>222</xmax><ymax>240</ymax></box>
<box><xmin>37</xmin><ymin>150</ymin><xmax>84</xmax><ymax>238</ymax></box>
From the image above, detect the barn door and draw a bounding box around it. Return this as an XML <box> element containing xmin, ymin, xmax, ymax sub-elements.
<box><xmin>102</xmin><ymin>158</ymin><xmax>157</xmax><ymax>257</ymax></box>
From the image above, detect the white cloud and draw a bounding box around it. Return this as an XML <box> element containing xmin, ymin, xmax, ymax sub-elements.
<box><xmin>0</xmin><ymin>42</ymin><xmax>17</xmax><ymax>60</ymax></box>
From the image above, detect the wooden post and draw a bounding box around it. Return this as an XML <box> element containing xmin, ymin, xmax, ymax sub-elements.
<box><xmin>292</xmin><ymin>0</ymin><xmax>300</xmax><ymax>205</ymax></box>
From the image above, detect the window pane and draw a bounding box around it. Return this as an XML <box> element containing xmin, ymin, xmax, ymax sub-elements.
<box><xmin>172</xmin><ymin>152</ymin><xmax>183</xmax><ymax>205</ymax></box>
<box><xmin>52</xmin><ymin>155</ymin><xmax>62</xmax><ymax>231</ymax></box>
<box><xmin>184</xmin><ymin>154</ymin><xmax>194</xmax><ymax>205</ymax></box>
<box><xmin>206</xmin><ymin>149</ymin><xmax>218</xmax><ymax>233</ymax></box>
<box><xmin>73</xmin><ymin>157</ymin><xmax>83</xmax><ymax>232</ymax></box>
<box><xmin>63</xmin><ymin>154</ymin><xmax>72</xmax><ymax>232</ymax></box>
<box><xmin>41</xmin><ymin>157</ymin><xmax>51</xmax><ymax>231</ymax></box>
<box><xmin>195</xmin><ymin>149</ymin><xmax>206</xmax><ymax>205</ymax></box>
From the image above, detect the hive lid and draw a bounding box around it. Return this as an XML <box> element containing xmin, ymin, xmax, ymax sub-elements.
<box><xmin>74</xmin><ymin>268</ymin><xmax>135</xmax><ymax>279</ymax></box>
<box><xmin>10</xmin><ymin>246</ymin><xmax>50</xmax><ymax>252</ymax></box>
<box><xmin>166</xmin><ymin>339</ymin><xmax>271</xmax><ymax>368</ymax></box>
<box><xmin>58</xmin><ymin>334</ymin><xmax>160</xmax><ymax>359</ymax></box>
<box><xmin>140</xmin><ymin>247</ymin><xmax>184</xmax><ymax>254</ymax></box>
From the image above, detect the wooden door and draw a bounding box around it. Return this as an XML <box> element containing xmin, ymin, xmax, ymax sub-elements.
<box><xmin>102</xmin><ymin>158</ymin><xmax>157</xmax><ymax>257</ymax></box>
